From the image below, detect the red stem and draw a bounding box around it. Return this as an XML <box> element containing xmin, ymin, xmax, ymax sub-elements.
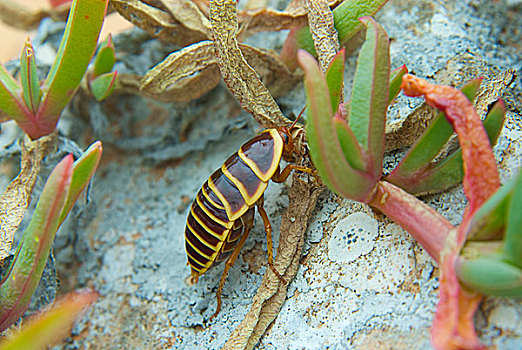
<box><xmin>368</xmin><ymin>180</ymin><xmax>455</xmax><ymax>263</ymax></box>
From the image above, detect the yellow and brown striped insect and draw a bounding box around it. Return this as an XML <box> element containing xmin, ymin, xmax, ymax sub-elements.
<box><xmin>184</xmin><ymin>121</ymin><xmax>312</xmax><ymax>320</ymax></box>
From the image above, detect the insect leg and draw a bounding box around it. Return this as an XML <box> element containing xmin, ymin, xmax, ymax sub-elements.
<box><xmin>210</xmin><ymin>216</ymin><xmax>254</xmax><ymax>321</ymax></box>
<box><xmin>272</xmin><ymin>164</ymin><xmax>316</xmax><ymax>183</ymax></box>
<box><xmin>256</xmin><ymin>195</ymin><xmax>287</xmax><ymax>284</ymax></box>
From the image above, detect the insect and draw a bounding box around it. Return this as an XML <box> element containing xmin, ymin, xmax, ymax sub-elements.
<box><xmin>184</xmin><ymin>116</ymin><xmax>313</xmax><ymax>320</ymax></box>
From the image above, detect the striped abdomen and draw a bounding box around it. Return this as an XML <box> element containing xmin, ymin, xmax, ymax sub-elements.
<box><xmin>184</xmin><ymin>129</ymin><xmax>284</xmax><ymax>279</ymax></box>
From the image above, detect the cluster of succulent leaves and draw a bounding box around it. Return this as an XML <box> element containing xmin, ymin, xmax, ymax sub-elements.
<box><xmin>0</xmin><ymin>145</ymin><xmax>101</xmax><ymax>330</ymax></box>
<box><xmin>0</xmin><ymin>0</ymin><xmax>110</xmax><ymax>342</ymax></box>
<box><xmin>0</xmin><ymin>0</ymin><xmax>115</xmax><ymax>140</ymax></box>
<box><xmin>299</xmin><ymin>17</ymin><xmax>520</xmax><ymax>349</ymax></box>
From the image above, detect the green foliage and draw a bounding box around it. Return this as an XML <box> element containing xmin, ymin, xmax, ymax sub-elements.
<box><xmin>300</xmin><ymin>15</ymin><xmax>518</xmax><ymax>301</ymax></box>
<box><xmin>0</xmin><ymin>290</ymin><xmax>98</xmax><ymax>350</ymax></box>
<box><xmin>92</xmin><ymin>35</ymin><xmax>116</xmax><ymax>78</ymax></box>
<box><xmin>0</xmin><ymin>142</ymin><xmax>102</xmax><ymax>332</ymax></box>
<box><xmin>0</xmin><ymin>0</ymin><xmax>109</xmax><ymax>139</ymax></box>
<box><xmin>90</xmin><ymin>72</ymin><xmax>118</xmax><ymax>101</ymax></box>
<box><xmin>20</xmin><ymin>39</ymin><xmax>41</xmax><ymax>114</ymax></box>
<box><xmin>387</xmin><ymin>81</ymin><xmax>505</xmax><ymax>195</ymax></box>
<box><xmin>299</xmin><ymin>17</ymin><xmax>390</xmax><ymax>201</ymax></box>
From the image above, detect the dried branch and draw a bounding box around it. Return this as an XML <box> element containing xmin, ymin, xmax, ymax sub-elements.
<box><xmin>223</xmin><ymin>178</ymin><xmax>322</xmax><ymax>350</ymax></box>
<box><xmin>303</xmin><ymin>0</ymin><xmax>339</xmax><ymax>73</ymax></box>
<box><xmin>209</xmin><ymin>0</ymin><xmax>288</xmax><ymax>128</ymax></box>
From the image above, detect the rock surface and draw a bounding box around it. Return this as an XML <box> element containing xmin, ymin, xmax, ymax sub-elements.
<box><xmin>4</xmin><ymin>0</ymin><xmax>517</xmax><ymax>349</ymax></box>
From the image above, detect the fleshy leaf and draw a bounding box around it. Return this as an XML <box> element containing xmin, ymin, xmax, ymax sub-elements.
<box><xmin>298</xmin><ymin>49</ymin><xmax>375</xmax><ymax>202</ymax></box>
<box><xmin>335</xmin><ymin>66</ymin><xmax>408</xmax><ymax>119</ymax></box>
<box><xmin>92</xmin><ymin>34</ymin><xmax>115</xmax><ymax>78</ymax></box>
<box><xmin>20</xmin><ymin>38</ymin><xmax>41</xmax><ymax>114</ymax></box>
<box><xmin>297</xmin><ymin>0</ymin><xmax>390</xmax><ymax>55</ymax></box>
<box><xmin>368</xmin><ymin>180</ymin><xmax>453</xmax><ymax>263</ymax></box>
<box><xmin>333</xmin><ymin>114</ymin><xmax>366</xmax><ymax>171</ymax></box>
<box><xmin>35</xmin><ymin>0</ymin><xmax>109</xmax><ymax>139</ymax></box>
<box><xmin>401</xmin><ymin>74</ymin><xmax>500</xmax><ymax>350</ymax></box>
<box><xmin>90</xmin><ymin>71</ymin><xmax>117</xmax><ymax>101</ymax></box>
<box><xmin>467</xmin><ymin>172</ymin><xmax>514</xmax><ymax>241</ymax></box>
<box><xmin>388</xmin><ymin>65</ymin><xmax>407</xmax><ymax>103</ymax></box>
<box><xmin>325</xmin><ymin>49</ymin><xmax>345</xmax><ymax>114</ymax></box>
<box><xmin>432</xmin><ymin>250</ymin><xmax>484</xmax><ymax>350</ymax></box>
<box><xmin>504</xmin><ymin>168</ymin><xmax>522</xmax><ymax>268</ymax></box>
<box><xmin>0</xmin><ymin>155</ymin><xmax>73</xmax><ymax>331</ymax></box>
<box><xmin>456</xmin><ymin>255</ymin><xmax>522</xmax><ymax>297</ymax></box>
<box><xmin>389</xmin><ymin>99</ymin><xmax>505</xmax><ymax>196</ymax></box>
<box><xmin>0</xmin><ymin>134</ymin><xmax>57</xmax><ymax>263</ymax></box>
<box><xmin>0</xmin><ymin>64</ymin><xmax>26</xmax><ymax>122</ymax></box>
<box><xmin>401</xmin><ymin>74</ymin><xmax>500</xmax><ymax>215</ymax></box>
<box><xmin>347</xmin><ymin>17</ymin><xmax>389</xmax><ymax>177</ymax></box>
<box><xmin>0</xmin><ymin>289</ymin><xmax>98</xmax><ymax>350</ymax></box>
<box><xmin>280</xmin><ymin>26</ymin><xmax>301</xmax><ymax>72</ymax></box>
<box><xmin>387</xmin><ymin>78</ymin><xmax>482</xmax><ymax>185</ymax></box>
<box><xmin>58</xmin><ymin>141</ymin><xmax>103</xmax><ymax>225</ymax></box>
<box><xmin>0</xmin><ymin>142</ymin><xmax>101</xmax><ymax>331</ymax></box>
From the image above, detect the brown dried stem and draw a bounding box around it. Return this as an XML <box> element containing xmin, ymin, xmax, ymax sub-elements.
<box><xmin>207</xmin><ymin>1</ymin><xmax>339</xmax><ymax>348</ymax></box>
<box><xmin>111</xmin><ymin>0</ymin><xmax>208</xmax><ymax>47</ymax></box>
<box><xmin>209</xmin><ymin>0</ymin><xmax>288</xmax><ymax>129</ymax></box>
<box><xmin>139</xmin><ymin>40</ymin><xmax>299</xmax><ymax>103</ymax></box>
<box><xmin>303</xmin><ymin>0</ymin><xmax>339</xmax><ymax>74</ymax></box>
<box><xmin>222</xmin><ymin>177</ymin><xmax>322</xmax><ymax>350</ymax></box>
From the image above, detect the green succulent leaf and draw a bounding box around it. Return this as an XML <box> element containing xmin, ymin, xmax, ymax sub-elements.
<box><xmin>504</xmin><ymin>168</ymin><xmax>522</xmax><ymax>268</ymax></box>
<box><xmin>0</xmin><ymin>64</ymin><xmax>26</xmax><ymax>123</ymax></box>
<box><xmin>333</xmin><ymin>116</ymin><xmax>366</xmax><ymax>171</ymax></box>
<box><xmin>0</xmin><ymin>155</ymin><xmax>73</xmax><ymax>332</ymax></box>
<box><xmin>92</xmin><ymin>34</ymin><xmax>115</xmax><ymax>78</ymax></box>
<box><xmin>0</xmin><ymin>141</ymin><xmax>102</xmax><ymax>331</ymax></box>
<box><xmin>387</xmin><ymin>99</ymin><xmax>505</xmax><ymax>196</ymax></box>
<box><xmin>325</xmin><ymin>49</ymin><xmax>345</xmax><ymax>114</ymax></box>
<box><xmin>388</xmin><ymin>65</ymin><xmax>408</xmax><ymax>103</ymax></box>
<box><xmin>393</xmin><ymin>78</ymin><xmax>481</xmax><ymax>175</ymax></box>
<box><xmin>0</xmin><ymin>289</ymin><xmax>98</xmax><ymax>350</ymax></box>
<box><xmin>324</xmin><ymin>49</ymin><xmax>366</xmax><ymax>171</ymax></box>
<box><xmin>58</xmin><ymin>141</ymin><xmax>103</xmax><ymax>225</ymax></box>
<box><xmin>20</xmin><ymin>39</ymin><xmax>41</xmax><ymax>114</ymax></box>
<box><xmin>386</xmin><ymin>78</ymin><xmax>482</xmax><ymax>192</ymax></box>
<box><xmin>334</xmin><ymin>65</ymin><xmax>407</xmax><ymax>119</ymax></box>
<box><xmin>90</xmin><ymin>71</ymin><xmax>117</xmax><ymax>101</ymax></box>
<box><xmin>456</xmin><ymin>255</ymin><xmax>522</xmax><ymax>297</ymax></box>
<box><xmin>35</xmin><ymin>0</ymin><xmax>109</xmax><ymax>139</ymax></box>
<box><xmin>298</xmin><ymin>49</ymin><xmax>375</xmax><ymax>202</ymax></box>
<box><xmin>297</xmin><ymin>0</ymin><xmax>390</xmax><ymax>56</ymax></box>
<box><xmin>467</xmin><ymin>171</ymin><xmax>515</xmax><ymax>241</ymax></box>
<box><xmin>347</xmin><ymin>17</ymin><xmax>389</xmax><ymax>177</ymax></box>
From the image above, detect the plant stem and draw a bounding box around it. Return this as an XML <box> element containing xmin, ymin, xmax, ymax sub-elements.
<box><xmin>368</xmin><ymin>180</ymin><xmax>454</xmax><ymax>263</ymax></box>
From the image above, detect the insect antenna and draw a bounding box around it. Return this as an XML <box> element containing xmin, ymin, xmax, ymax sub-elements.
<box><xmin>289</xmin><ymin>105</ymin><xmax>306</xmax><ymax>129</ymax></box>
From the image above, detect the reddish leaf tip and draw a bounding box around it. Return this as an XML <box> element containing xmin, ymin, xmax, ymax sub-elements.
<box><xmin>358</xmin><ymin>16</ymin><xmax>373</xmax><ymax>23</ymax></box>
<box><xmin>297</xmin><ymin>48</ymin><xmax>313</xmax><ymax>61</ymax></box>
<box><xmin>494</xmin><ymin>98</ymin><xmax>506</xmax><ymax>110</ymax></box>
<box><xmin>64</xmin><ymin>153</ymin><xmax>74</xmax><ymax>163</ymax></box>
<box><xmin>60</xmin><ymin>154</ymin><xmax>75</xmax><ymax>174</ymax></box>
<box><xmin>90</xmin><ymin>140</ymin><xmax>103</xmax><ymax>154</ymax></box>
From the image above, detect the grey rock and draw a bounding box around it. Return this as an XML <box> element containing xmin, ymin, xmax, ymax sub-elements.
<box><xmin>3</xmin><ymin>0</ymin><xmax>512</xmax><ymax>349</ymax></box>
